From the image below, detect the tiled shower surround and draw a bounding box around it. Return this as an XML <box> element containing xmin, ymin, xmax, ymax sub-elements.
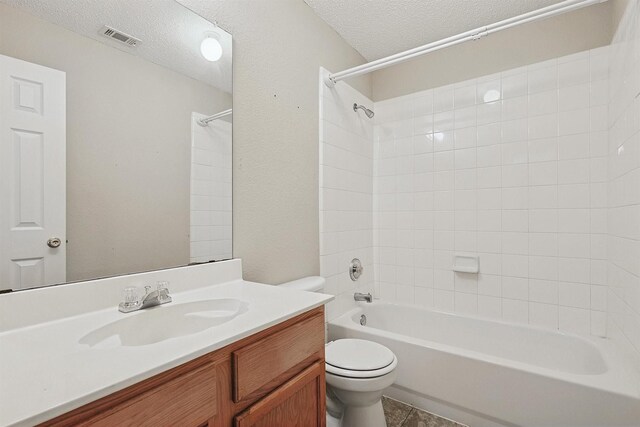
<box><xmin>373</xmin><ymin>47</ymin><xmax>609</xmax><ymax>336</ymax></box>
<box><xmin>190</xmin><ymin>114</ymin><xmax>233</xmax><ymax>263</ymax></box>
<box><xmin>320</xmin><ymin>1</ymin><xmax>640</xmax><ymax>353</ymax></box>
<box><xmin>319</xmin><ymin>69</ymin><xmax>375</xmax><ymax>321</ymax></box>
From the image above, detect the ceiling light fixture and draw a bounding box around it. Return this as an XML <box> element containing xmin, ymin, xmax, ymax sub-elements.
<box><xmin>200</xmin><ymin>33</ymin><xmax>222</xmax><ymax>62</ymax></box>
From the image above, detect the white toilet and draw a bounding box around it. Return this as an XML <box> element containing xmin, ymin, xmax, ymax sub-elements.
<box><xmin>280</xmin><ymin>276</ymin><xmax>398</xmax><ymax>427</ymax></box>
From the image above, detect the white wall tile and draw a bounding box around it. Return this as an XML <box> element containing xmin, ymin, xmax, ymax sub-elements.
<box><xmin>455</xmin><ymin>291</ymin><xmax>478</xmax><ymax>315</ymax></box>
<box><xmin>559</xmin><ymin>306</ymin><xmax>590</xmax><ymax>335</ymax></box>
<box><xmin>559</xmin><ymin>134</ymin><xmax>590</xmax><ymax>159</ymax></box>
<box><xmin>529</xmin><ymin>138</ymin><xmax>558</xmax><ymax>163</ymax></box>
<box><xmin>367</xmin><ymin>45</ymin><xmax>614</xmax><ymax>338</ymax></box>
<box><xmin>503</xmin><ymin>298</ymin><xmax>529</xmax><ymax>324</ymax></box>
<box><xmin>559</xmin><ymin>109</ymin><xmax>590</xmax><ymax>136</ymax></box>
<box><xmin>559</xmin><ymin>282</ymin><xmax>591</xmax><ymax>308</ymax></box>
<box><xmin>558</xmin><ymin>58</ymin><xmax>590</xmax><ymax>87</ymax></box>
<box><xmin>477</xmin><ymin>123</ymin><xmax>502</xmax><ymax>146</ymax></box>
<box><xmin>478</xmin><ymin>295</ymin><xmax>502</xmax><ymax>319</ymax></box>
<box><xmin>530</xmin><ymin>302</ymin><xmax>559</xmax><ymax>330</ymax></box>
<box><xmin>529</xmin><ymin>233</ymin><xmax>558</xmax><ymax>256</ymax></box>
<box><xmin>528</xmin><ymin>66</ymin><xmax>557</xmax><ymax>94</ymax></box>
<box><xmin>434</xmin><ymin>87</ymin><xmax>454</xmax><ymax>112</ymax></box>
<box><xmin>320</xmin><ymin>76</ymin><xmax>375</xmax><ymax>321</ymax></box>
<box><xmin>530</xmin><ymin>279</ymin><xmax>559</xmax><ymax>304</ymax></box>
<box><xmin>434</xmin><ymin>289</ymin><xmax>455</xmax><ymax>311</ymax></box>
<box><xmin>529</xmin><ymin>114</ymin><xmax>559</xmax><ymax>140</ymax></box>
<box><xmin>529</xmin><ymin>256</ymin><xmax>559</xmax><ymax>281</ymax></box>
<box><xmin>559</xmin><ymin>84</ymin><xmax>590</xmax><ymax>112</ymax></box>
<box><xmin>529</xmin><ymin>162</ymin><xmax>557</xmax><ymax>186</ymax></box>
<box><xmin>477</xmin><ymin>101</ymin><xmax>502</xmax><ymax>125</ymax></box>
<box><xmin>502</xmin><ymin>72</ymin><xmax>527</xmax><ymax>99</ymax></box>
<box><xmin>529</xmin><ymin>90</ymin><xmax>558</xmax><ymax>117</ymax></box>
<box><xmin>502</xmin><ymin>96</ymin><xmax>528</xmax><ymax>121</ymax></box>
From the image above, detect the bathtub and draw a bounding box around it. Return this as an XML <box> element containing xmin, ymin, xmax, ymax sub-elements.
<box><xmin>327</xmin><ymin>302</ymin><xmax>640</xmax><ymax>427</ymax></box>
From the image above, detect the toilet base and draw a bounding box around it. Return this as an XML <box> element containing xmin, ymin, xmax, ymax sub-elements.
<box><xmin>342</xmin><ymin>399</ymin><xmax>387</xmax><ymax>427</ymax></box>
<box><xmin>325</xmin><ymin>367</ymin><xmax>396</xmax><ymax>427</ymax></box>
<box><xmin>326</xmin><ymin>411</ymin><xmax>341</xmax><ymax>427</ymax></box>
<box><xmin>325</xmin><ymin>391</ymin><xmax>388</xmax><ymax>427</ymax></box>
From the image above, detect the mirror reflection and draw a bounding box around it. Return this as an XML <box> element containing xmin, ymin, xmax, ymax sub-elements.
<box><xmin>0</xmin><ymin>0</ymin><xmax>233</xmax><ymax>292</ymax></box>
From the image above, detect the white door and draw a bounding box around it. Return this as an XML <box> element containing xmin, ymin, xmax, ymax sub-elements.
<box><xmin>0</xmin><ymin>54</ymin><xmax>66</xmax><ymax>291</ymax></box>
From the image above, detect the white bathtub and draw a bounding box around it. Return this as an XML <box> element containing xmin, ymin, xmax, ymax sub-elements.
<box><xmin>328</xmin><ymin>302</ymin><xmax>640</xmax><ymax>427</ymax></box>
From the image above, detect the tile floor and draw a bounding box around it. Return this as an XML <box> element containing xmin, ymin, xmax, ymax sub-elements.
<box><xmin>382</xmin><ymin>396</ymin><xmax>467</xmax><ymax>427</ymax></box>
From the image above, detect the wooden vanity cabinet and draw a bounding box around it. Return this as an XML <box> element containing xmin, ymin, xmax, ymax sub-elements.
<box><xmin>40</xmin><ymin>307</ymin><xmax>326</xmax><ymax>427</ymax></box>
<box><xmin>234</xmin><ymin>361</ymin><xmax>325</xmax><ymax>427</ymax></box>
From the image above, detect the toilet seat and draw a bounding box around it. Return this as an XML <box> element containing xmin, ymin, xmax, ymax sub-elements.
<box><xmin>325</xmin><ymin>339</ymin><xmax>398</xmax><ymax>378</ymax></box>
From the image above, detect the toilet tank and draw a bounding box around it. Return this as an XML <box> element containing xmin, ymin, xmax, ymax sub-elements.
<box><xmin>279</xmin><ymin>276</ymin><xmax>325</xmax><ymax>292</ymax></box>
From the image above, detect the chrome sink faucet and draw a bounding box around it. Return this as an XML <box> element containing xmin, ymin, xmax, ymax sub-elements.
<box><xmin>119</xmin><ymin>281</ymin><xmax>172</xmax><ymax>313</ymax></box>
<box><xmin>354</xmin><ymin>292</ymin><xmax>373</xmax><ymax>303</ymax></box>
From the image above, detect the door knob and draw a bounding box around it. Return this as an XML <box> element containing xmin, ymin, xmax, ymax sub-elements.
<box><xmin>47</xmin><ymin>237</ymin><xmax>62</xmax><ymax>248</ymax></box>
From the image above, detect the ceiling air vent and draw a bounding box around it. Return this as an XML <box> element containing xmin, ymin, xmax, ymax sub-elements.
<box><xmin>99</xmin><ymin>25</ymin><xmax>141</xmax><ymax>47</ymax></box>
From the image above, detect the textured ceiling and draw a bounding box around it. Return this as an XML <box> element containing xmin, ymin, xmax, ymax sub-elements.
<box><xmin>303</xmin><ymin>0</ymin><xmax>569</xmax><ymax>61</ymax></box>
<box><xmin>1</xmin><ymin>0</ymin><xmax>232</xmax><ymax>93</ymax></box>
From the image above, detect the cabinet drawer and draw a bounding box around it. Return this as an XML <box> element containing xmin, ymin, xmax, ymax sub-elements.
<box><xmin>60</xmin><ymin>362</ymin><xmax>217</xmax><ymax>427</ymax></box>
<box><xmin>233</xmin><ymin>312</ymin><xmax>324</xmax><ymax>403</ymax></box>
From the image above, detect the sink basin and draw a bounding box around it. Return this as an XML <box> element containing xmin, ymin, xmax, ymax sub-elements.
<box><xmin>79</xmin><ymin>299</ymin><xmax>248</xmax><ymax>348</ymax></box>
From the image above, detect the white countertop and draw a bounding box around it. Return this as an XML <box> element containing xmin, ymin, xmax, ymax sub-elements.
<box><xmin>0</xmin><ymin>279</ymin><xmax>333</xmax><ymax>426</ymax></box>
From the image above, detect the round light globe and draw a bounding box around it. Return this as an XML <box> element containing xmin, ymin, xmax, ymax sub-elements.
<box><xmin>483</xmin><ymin>89</ymin><xmax>501</xmax><ymax>103</ymax></box>
<box><xmin>200</xmin><ymin>37</ymin><xmax>222</xmax><ymax>62</ymax></box>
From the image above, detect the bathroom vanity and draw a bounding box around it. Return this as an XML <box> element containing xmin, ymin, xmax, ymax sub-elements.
<box><xmin>40</xmin><ymin>307</ymin><xmax>325</xmax><ymax>427</ymax></box>
<box><xmin>0</xmin><ymin>260</ymin><xmax>333</xmax><ymax>426</ymax></box>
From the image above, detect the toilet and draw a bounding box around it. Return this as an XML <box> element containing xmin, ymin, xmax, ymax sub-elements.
<box><xmin>280</xmin><ymin>276</ymin><xmax>397</xmax><ymax>427</ymax></box>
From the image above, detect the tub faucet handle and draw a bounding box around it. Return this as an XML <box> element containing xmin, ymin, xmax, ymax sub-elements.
<box><xmin>350</xmin><ymin>258</ymin><xmax>363</xmax><ymax>281</ymax></box>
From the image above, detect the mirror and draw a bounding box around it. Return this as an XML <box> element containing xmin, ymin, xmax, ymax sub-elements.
<box><xmin>0</xmin><ymin>0</ymin><xmax>233</xmax><ymax>292</ymax></box>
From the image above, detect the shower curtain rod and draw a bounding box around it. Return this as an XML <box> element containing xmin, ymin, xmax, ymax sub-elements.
<box><xmin>324</xmin><ymin>0</ymin><xmax>608</xmax><ymax>87</ymax></box>
<box><xmin>197</xmin><ymin>108</ymin><xmax>233</xmax><ymax>126</ymax></box>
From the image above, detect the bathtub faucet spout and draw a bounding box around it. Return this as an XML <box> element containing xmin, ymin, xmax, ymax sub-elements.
<box><xmin>354</xmin><ymin>292</ymin><xmax>373</xmax><ymax>303</ymax></box>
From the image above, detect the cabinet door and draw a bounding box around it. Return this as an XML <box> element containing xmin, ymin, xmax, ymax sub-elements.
<box><xmin>40</xmin><ymin>361</ymin><xmax>217</xmax><ymax>427</ymax></box>
<box><xmin>234</xmin><ymin>361</ymin><xmax>325</xmax><ymax>427</ymax></box>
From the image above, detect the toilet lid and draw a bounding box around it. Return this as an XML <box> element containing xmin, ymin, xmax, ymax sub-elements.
<box><xmin>325</xmin><ymin>339</ymin><xmax>395</xmax><ymax>371</ymax></box>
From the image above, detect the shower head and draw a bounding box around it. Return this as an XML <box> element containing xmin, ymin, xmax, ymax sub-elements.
<box><xmin>353</xmin><ymin>103</ymin><xmax>374</xmax><ymax>119</ymax></box>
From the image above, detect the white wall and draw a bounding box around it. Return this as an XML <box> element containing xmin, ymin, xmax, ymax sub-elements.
<box><xmin>190</xmin><ymin>114</ymin><xmax>233</xmax><ymax>263</ymax></box>
<box><xmin>370</xmin><ymin>47</ymin><xmax>610</xmax><ymax>337</ymax></box>
<box><xmin>178</xmin><ymin>0</ymin><xmax>371</xmax><ymax>285</ymax></box>
<box><xmin>319</xmin><ymin>69</ymin><xmax>375</xmax><ymax>321</ymax></box>
<box><xmin>607</xmin><ymin>0</ymin><xmax>640</xmax><ymax>362</ymax></box>
<box><xmin>177</xmin><ymin>0</ymin><xmax>621</xmax><ymax>287</ymax></box>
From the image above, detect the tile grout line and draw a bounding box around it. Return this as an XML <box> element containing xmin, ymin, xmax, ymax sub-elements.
<box><xmin>399</xmin><ymin>407</ymin><xmax>415</xmax><ymax>427</ymax></box>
